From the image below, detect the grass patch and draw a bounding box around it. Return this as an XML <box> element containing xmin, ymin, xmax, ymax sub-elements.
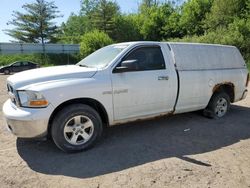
<box><xmin>0</xmin><ymin>53</ymin><xmax>81</xmax><ymax>66</ymax></box>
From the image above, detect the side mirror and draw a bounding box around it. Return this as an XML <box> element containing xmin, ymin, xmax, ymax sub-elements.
<box><xmin>113</xmin><ymin>59</ymin><xmax>138</xmax><ymax>73</ymax></box>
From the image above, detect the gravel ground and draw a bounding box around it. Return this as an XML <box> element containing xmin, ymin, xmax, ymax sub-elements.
<box><xmin>0</xmin><ymin>74</ymin><xmax>250</xmax><ymax>188</ymax></box>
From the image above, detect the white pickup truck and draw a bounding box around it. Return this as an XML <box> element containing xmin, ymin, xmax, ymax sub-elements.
<box><xmin>3</xmin><ymin>42</ymin><xmax>249</xmax><ymax>152</ymax></box>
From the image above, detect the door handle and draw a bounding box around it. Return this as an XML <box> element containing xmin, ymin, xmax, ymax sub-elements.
<box><xmin>158</xmin><ymin>76</ymin><xmax>169</xmax><ymax>81</ymax></box>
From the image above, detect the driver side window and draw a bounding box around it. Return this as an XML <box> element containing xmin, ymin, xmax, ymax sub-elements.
<box><xmin>122</xmin><ymin>46</ymin><xmax>166</xmax><ymax>71</ymax></box>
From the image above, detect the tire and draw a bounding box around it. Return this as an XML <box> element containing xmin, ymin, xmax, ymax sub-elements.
<box><xmin>204</xmin><ymin>92</ymin><xmax>230</xmax><ymax>119</ymax></box>
<box><xmin>51</xmin><ymin>104</ymin><xmax>103</xmax><ymax>153</ymax></box>
<box><xmin>4</xmin><ymin>69</ymin><xmax>10</xmax><ymax>75</ymax></box>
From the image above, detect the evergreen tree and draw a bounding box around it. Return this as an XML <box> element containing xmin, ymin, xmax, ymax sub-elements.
<box><xmin>91</xmin><ymin>0</ymin><xmax>120</xmax><ymax>35</ymax></box>
<box><xmin>80</xmin><ymin>0</ymin><xmax>98</xmax><ymax>16</ymax></box>
<box><xmin>5</xmin><ymin>0</ymin><xmax>61</xmax><ymax>44</ymax></box>
<box><xmin>60</xmin><ymin>14</ymin><xmax>91</xmax><ymax>44</ymax></box>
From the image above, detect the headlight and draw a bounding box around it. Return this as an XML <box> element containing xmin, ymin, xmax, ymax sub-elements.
<box><xmin>17</xmin><ymin>90</ymin><xmax>49</xmax><ymax>108</ymax></box>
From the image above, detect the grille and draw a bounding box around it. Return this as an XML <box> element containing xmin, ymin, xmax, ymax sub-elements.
<box><xmin>7</xmin><ymin>83</ymin><xmax>14</xmax><ymax>93</ymax></box>
<box><xmin>7</xmin><ymin>83</ymin><xmax>17</xmax><ymax>105</ymax></box>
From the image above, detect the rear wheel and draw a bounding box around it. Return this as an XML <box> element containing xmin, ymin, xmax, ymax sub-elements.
<box><xmin>4</xmin><ymin>69</ymin><xmax>10</xmax><ymax>75</ymax></box>
<box><xmin>204</xmin><ymin>92</ymin><xmax>230</xmax><ymax>119</ymax></box>
<box><xmin>51</xmin><ymin>104</ymin><xmax>103</xmax><ymax>153</ymax></box>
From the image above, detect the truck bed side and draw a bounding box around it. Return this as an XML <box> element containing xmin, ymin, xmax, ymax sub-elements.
<box><xmin>166</xmin><ymin>43</ymin><xmax>248</xmax><ymax>114</ymax></box>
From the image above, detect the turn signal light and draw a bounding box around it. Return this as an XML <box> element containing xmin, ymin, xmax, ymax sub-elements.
<box><xmin>29</xmin><ymin>100</ymin><xmax>49</xmax><ymax>107</ymax></box>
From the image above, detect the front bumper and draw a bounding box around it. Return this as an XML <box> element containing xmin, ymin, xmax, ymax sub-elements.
<box><xmin>3</xmin><ymin>99</ymin><xmax>54</xmax><ymax>138</ymax></box>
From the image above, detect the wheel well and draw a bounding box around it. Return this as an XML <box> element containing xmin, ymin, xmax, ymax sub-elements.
<box><xmin>212</xmin><ymin>83</ymin><xmax>235</xmax><ymax>103</ymax></box>
<box><xmin>48</xmin><ymin>98</ymin><xmax>109</xmax><ymax>136</ymax></box>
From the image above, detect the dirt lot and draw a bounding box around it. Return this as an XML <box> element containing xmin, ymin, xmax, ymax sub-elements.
<box><xmin>0</xmin><ymin>74</ymin><xmax>250</xmax><ymax>188</ymax></box>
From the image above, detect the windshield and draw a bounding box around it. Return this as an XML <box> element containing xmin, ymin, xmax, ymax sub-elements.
<box><xmin>77</xmin><ymin>45</ymin><xmax>128</xmax><ymax>68</ymax></box>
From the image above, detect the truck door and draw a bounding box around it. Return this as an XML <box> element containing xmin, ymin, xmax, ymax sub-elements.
<box><xmin>111</xmin><ymin>45</ymin><xmax>177</xmax><ymax>121</ymax></box>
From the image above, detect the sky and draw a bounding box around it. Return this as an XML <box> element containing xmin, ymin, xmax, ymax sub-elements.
<box><xmin>0</xmin><ymin>0</ymin><xmax>140</xmax><ymax>42</ymax></box>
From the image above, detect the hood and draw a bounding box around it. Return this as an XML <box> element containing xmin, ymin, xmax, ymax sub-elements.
<box><xmin>7</xmin><ymin>65</ymin><xmax>98</xmax><ymax>89</ymax></box>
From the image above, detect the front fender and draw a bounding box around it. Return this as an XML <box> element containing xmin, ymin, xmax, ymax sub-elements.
<box><xmin>22</xmin><ymin>77</ymin><xmax>114</xmax><ymax>125</ymax></box>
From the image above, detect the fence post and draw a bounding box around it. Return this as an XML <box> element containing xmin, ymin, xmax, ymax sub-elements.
<box><xmin>20</xmin><ymin>43</ymin><xmax>23</xmax><ymax>54</ymax></box>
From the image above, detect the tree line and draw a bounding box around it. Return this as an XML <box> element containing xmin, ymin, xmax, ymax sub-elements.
<box><xmin>4</xmin><ymin>0</ymin><xmax>250</xmax><ymax>65</ymax></box>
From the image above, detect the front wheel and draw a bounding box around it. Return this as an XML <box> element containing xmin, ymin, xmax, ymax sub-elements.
<box><xmin>204</xmin><ymin>92</ymin><xmax>230</xmax><ymax>119</ymax></box>
<box><xmin>51</xmin><ymin>104</ymin><xmax>103</xmax><ymax>153</ymax></box>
